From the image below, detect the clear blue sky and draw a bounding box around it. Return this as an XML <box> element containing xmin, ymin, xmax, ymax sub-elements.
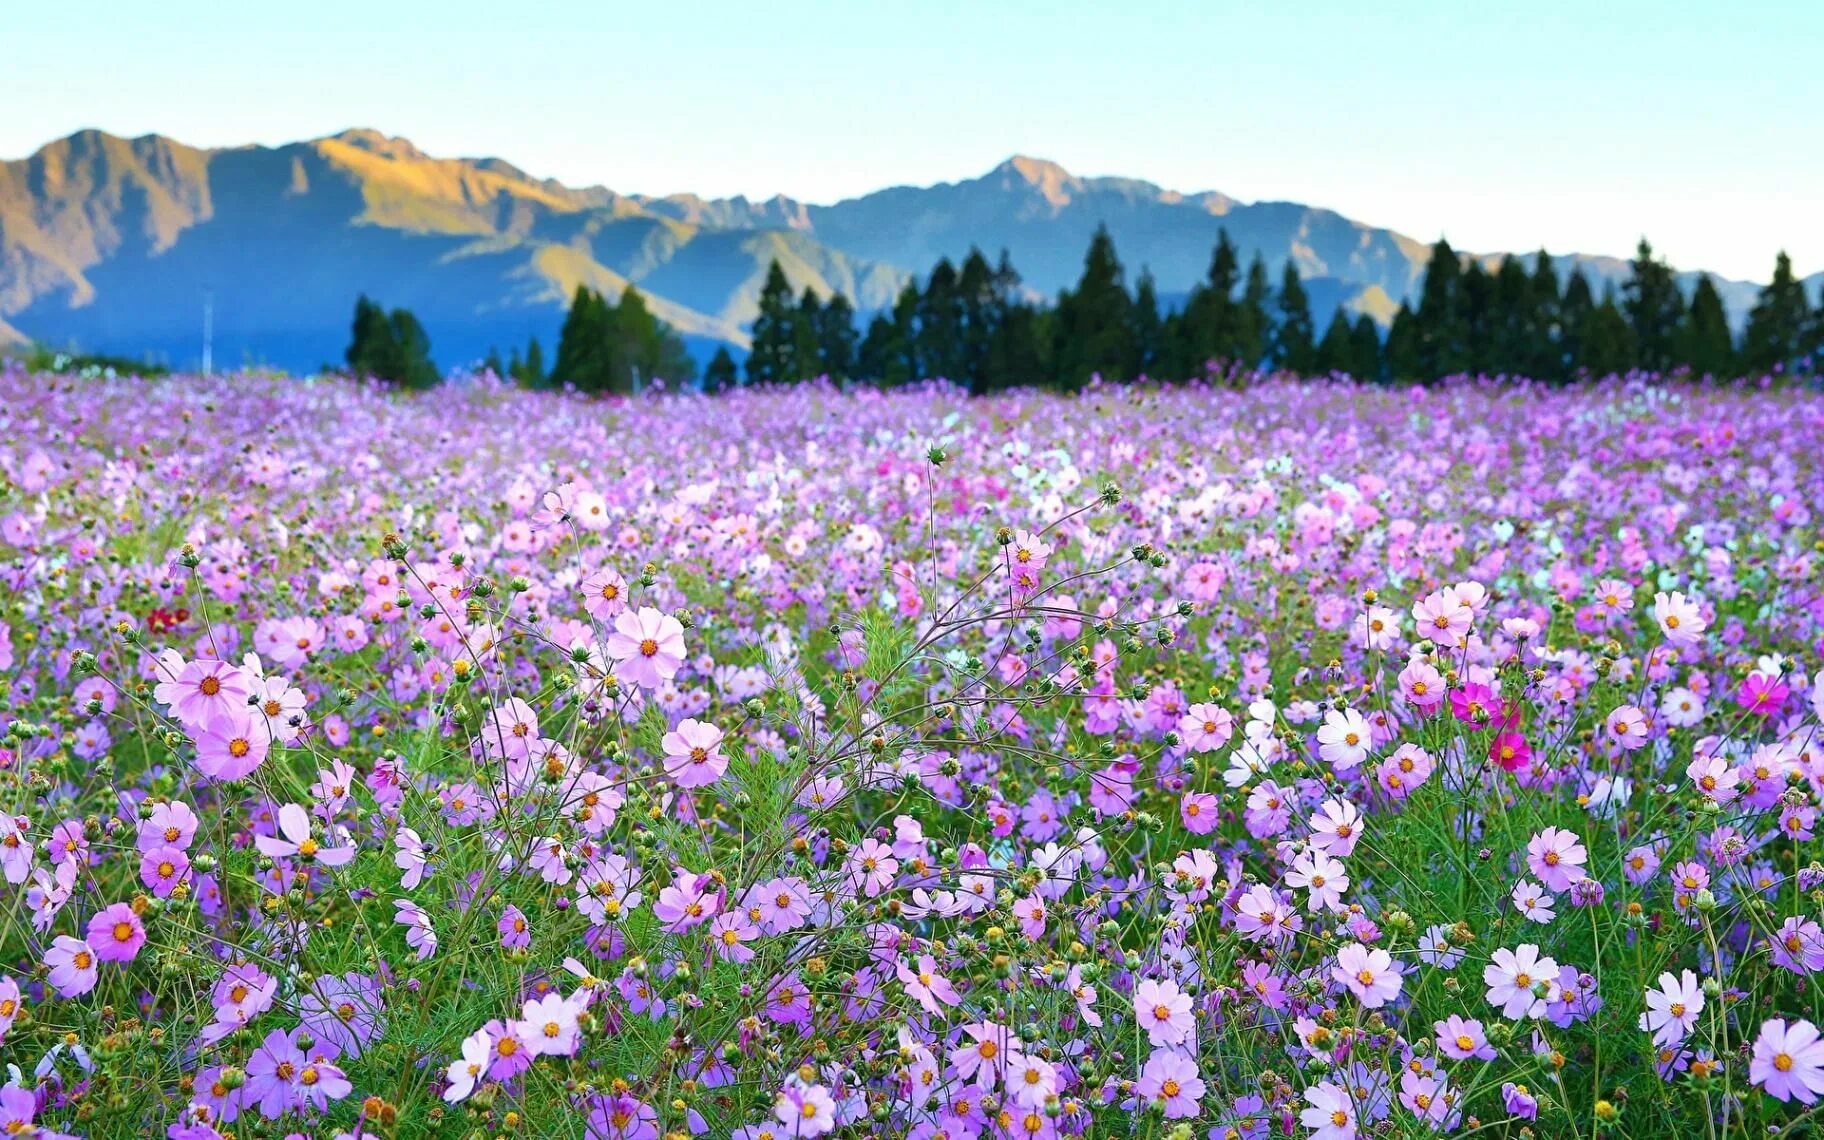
<box><xmin>5</xmin><ymin>0</ymin><xmax>1819</xmax><ymax>281</ymax></box>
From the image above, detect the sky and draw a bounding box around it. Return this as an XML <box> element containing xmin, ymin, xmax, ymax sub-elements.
<box><xmin>4</xmin><ymin>0</ymin><xmax>1820</xmax><ymax>282</ymax></box>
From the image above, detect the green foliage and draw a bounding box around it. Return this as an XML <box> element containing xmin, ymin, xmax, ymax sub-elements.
<box><xmin>1743</xmin><ymin>251</ymin><xmax>1813</xmax><ymax>373</ymax></box>
<box><xmin>1051</xmin><ymin>224</ymin><xmax>1135</xmax><ymax>388</ymax></box>
<box><xmin>346</xmin><ymin>294</ymin><xmax>440</xmax><ymax>387</ymax></box>
<box><xmin>552</xmin><ymin>284</ymin><xmax>695</xmax><ymax>395</ymax></box>
<box><xmin>1271</xmin><ymin>262</ymin><xmax>1315</xmax><ymax>374</ymax></box>
<box><xmin>702</xmin><ymin>345</ymin><xmax>739</xmax><ymax>393</ymax></box>
<box><xmin>1623</xmin><ymin>238</ymin><xmax>1686</xmax><ymax>371</ymax></box>
<box><xmin>1680</xmin><ymin>275</ymin><xmax>1736</xmax><ymax>377</ymax></box>
<box><xmin>745</xmin><ymin>260</ymin><xmax>797</xmax><ymax>385</ymax></box>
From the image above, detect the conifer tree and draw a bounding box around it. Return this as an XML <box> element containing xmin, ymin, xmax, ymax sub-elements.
<box><xmin>703</xmin><ymin>346</ymin><xmax>739</xmax><ymax>393</ymax></box>
<box><xmin>1314</xmin><ymin>310</ymin><xmax>1354</xmax><ymax>376</ymax></box>
<box><xmin>1416</xmin><ymin>238</ymin><xmax>1465</xmax><ymax>379</ymax></box>
<box><xmin>1235</xmin><ymin>254</ymin><xmax>1272</xmax><ymax>370</ymax></box>
<box><xmin>818</xmin><ymin>293</ymin><xmax>858</xmax><ymax>382</ymax></box>
<box><xmin>1384</xmin><ymin>304</ymin><xmax>1422</xmax><ymax>381</ymax></box>
<box><xmin>1131</xmin><ymin>269</ymin><xmax>1163</xmax><ymax>377</ymax></box>
<box><xmin>1622</xmin><ymin>238</ymin><xmax>1685</xmax><ymax>371</ymax></box>
<box><xmin>1052</xmin><ymin>225</ymin><xmax>1134</xmax><ymax>388</ymax></box>
<box><xmin>1679</xmin><ymin>275</ymin><xmax>1735</xmax><ymax>376</ymax></box>
<box><xmin>791</xmin><ymin>288</ymin><xmax>824</xmax><ymax>381</ymax></box>
<box><xmin>1744</xmin><ymin>251</ymin><xmax>1812</xmax><ymax>373</ymax></box>
<box><xmin>1349</xmin><ymin>314</ymin><xmax>1382</xmax><ymax>382</ymax></box>
<box><xmin>1272</xmin><ymin>262</ymin><xmax>1315</xmax><ymax>374</ymax></box>
<box><xmin>746</xmin><ymin>260</ymin><xmax>796</xmax><ymax>385</ymax></box>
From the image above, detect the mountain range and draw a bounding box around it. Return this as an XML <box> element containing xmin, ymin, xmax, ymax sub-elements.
<box><xmin>0</xmin><ymin>128</ymin><xmax>1813</xmax><ymax>374</ymax></box>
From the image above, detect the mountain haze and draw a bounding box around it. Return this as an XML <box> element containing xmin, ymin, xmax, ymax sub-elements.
<box><xmin>0</xmin><ymin>128</ymin><xmax>1802</xmax><ymax>374</ymax></box>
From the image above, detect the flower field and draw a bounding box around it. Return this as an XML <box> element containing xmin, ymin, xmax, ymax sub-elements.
<box><xmin>6</xmin><ymin>364</ymin><xmax>1824</xmax><ymax>1139</ymax></box>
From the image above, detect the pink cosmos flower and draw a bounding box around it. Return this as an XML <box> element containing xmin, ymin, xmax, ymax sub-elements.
<box><xmin>1737</xmin><ymin>673</ymin><xmax>1790</xmax><ymax>716</ymax></box>
<box><xmin>157</xmin><ymin>657</ymin><xmax>252</xmax><ymax>731</ymax></box>
<box><xmin>1136</xmin><ymin>1049</ymin><xmax>1204</xmax><ymax>1118</ymax></box>
<box><xmin>45</xmin><ymin>935</ymin><xmax>98</xmax><ymax>997</ymax></box>
<box><xmin>1176</xmin><ymin>702</ymin><xmax>1233</xmax><ymax>752</ymax></box>
<box><xmin>1641</xmin><ymin>969</ymin><xmax>1704</xmax><ymax>1047</ymax></box>
<box><xmin>1301</xmin><ymin>1080</ymin><xmax>1357</xmax><ymax>1140</ymax></box>
<box><xmin>1653</xmin><ymin>590</ymin><xmax>1706</xmax><ymax>647</ymax></box>
<box><xmin>896</xmin><ymin>954</ymin><xmax>960</xmax><ymax>1017</ymax></box>
<box><xmin>661</xmin><ymin>718</ymin><xmax>728</xmax><ymax>788</ymax></box>
<box><xmin>1333</xmin><ymin>942</ymin><xmax>1403</xmax><ymax>1008</ymax></box>
<box><xmin>606</xmin><ymin>606</ymin><xmax>686</xmax><ymax>690</ymax></box>
<box><xmin>580</xmin><ymin>568</ymin><xmax>629</xmax><ymax>618</ymax></box>
<box><xmin>1484</xmin><ymin>944</ymin><xmax>1559</xmax><ymax>1020</ymax></box>
<box><xmin>1178</xmin><ymin>790</ymin><xmax>1219</xmax><ymax>834</ymax></box>
<box><xmin>1435</xmin><ymin>1014</ymin><xmax>1495</xmax><ymax>1061</ymax></box>
<box><xmin>515</xmin><ymin>992</ymin><xmax>583</xmax><ymax>1058</ymax></box>
<box><xmin>194</xmin><ymin>711</ymin><xmax>272</xmax><ymax>782</ymax></box>
<box><xmin>139</xmin><ymin>845</ymin><xmax>192</xmax><ymax>898</ymax></box>
<box><xmin>773</xmin><ymin>1079</ymin><xmax>838</xmax><ymax>1138</ymax></box>
<box><xmin>1307</xmin><ymin>798</ymin><xmax>1363</xmax><ymax>857</ymax></box>
<box><xmin>139</xmin><ymin>801</ymin><xmax>200</xmax><ymax>852</ymax></box>
<box><xmin>1133</xmin><ymin>977</ymin><xmax>1194</xmax><ymax>1046</ymax></box>
<box><xmin>1489</xmin><ymin>731</ymin><xmax>1531</xmax><ymax>772</ymax></box>
<box><xmin>254</xmin><ymin>803</ymin><xmax>355</xmax><ymax>867</ymax></box>
<box><xmin>706</xmin><ymin>911</ymin><xmax>759</xmax><ymax>963</ymax></box>
<box><xmin>846</xmin><ymin>838</ymin><xmax>899</xmax><ymax>898</ymax></box>
<box><xmin>87</xmin><ymin>901</ymin><xmax>146</xmax><ymax>963</ymax></box>
<box><xmin>1525</xmin><ymin>826</ymin><xmax>1588</xmax><ymax>891</ymax></box>
<box><xmin>1752</xmin><ymin>1018</ymin><xmax>1824</xmax><ymax>1104</ymax></box>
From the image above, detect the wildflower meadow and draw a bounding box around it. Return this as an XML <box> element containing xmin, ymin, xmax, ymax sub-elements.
<box><xmin>6</xmin><ymin>362</ymin><xmax>1824</xmax><ymax>1140</ymax></box>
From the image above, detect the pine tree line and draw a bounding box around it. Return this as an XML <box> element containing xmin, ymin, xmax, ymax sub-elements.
<box><xmin>720</xmin><ymin>230</ymin><xmax>1823</xmax><ymax>390</ymax></box>
<box><xmin>353</xmin><ymin>234</ymin><xmax>1821</xmax><ymax>391</ymax></box>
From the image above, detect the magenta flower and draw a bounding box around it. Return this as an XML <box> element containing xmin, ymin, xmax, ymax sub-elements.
<box><xmin>498</xmin><ymin>904</ymin><xmax>531</xmax><ymax>950</ymax></box>
<box><xmin>87</xmin><ymin>902</ymin><xmax>146</xmax><ymax>963</ymax></box>
<box><xmin>1136</xmin><ymin>1049</ymin><xmax>1204</xmax><ymax>1118</ymax></box>
<box><xmin>193</xmin><ymin>711</ymin><xmax>271</xmax><ymax>781</ymax></box>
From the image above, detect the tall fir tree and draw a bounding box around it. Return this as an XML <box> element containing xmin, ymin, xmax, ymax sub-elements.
<box><xmin>746</xmin><ymin>260</ymin><xmax>796</xmax><ymax>385</ymax></box>
<box><xmin>818</xmin><ymin>293</ymin><xmax>858</xmax><ymax>382</ymax></box>
<box><xmin>957</xmin><ymin>249</ymin><xmax>997</xmax><ymax>392</ymax></box>
<box><xmin>1272</xmin><ymin>263</ymin><xmax>1315</xmax><ymax>374</ymax></box>
<box><xmin>551</xmin><ymin>285</ymin><xmax>690</xmax><ymax>394</ymax></box>
<box><xmin>1416</xmin><ymin>239</ymin><xmax>1465</xmax><ymax>379</ymax></box>
<box><xmin>1491</xmin><ymin>255</ymin><xmax>1534</xmax><ymax>375</ymax></box>
<box><xmin>1170</xmin><ymin>228</ymin><xmax>1242</xmax><ymax>378</ymax></box>
<box><xmin>1458</xmin><ymin>259</ymin><xmax>1495</xmax><ymax>374</ymax></box>
<box><xmin>1130</xmin><ymin>269</ymin><xmax>1163</xmax><ymax>377</ymax></box>
<box><xmin>1558</xmin><ymin>268</ymin><xmax>1596</xmax><ymax>381</ymax></box>
<box><xmin>552</xmin><ymin>285</ymin><xmax>609</xmax><ymax>391</ymax></box>
<box><xmin>520</xmin><ymin>336</ymin><xmax>546</xmax><ymax>387</ymax></box>
<box><xmin>1052</xmin><ymin>225</ymin><xmax>1134</xmax><ymax>388</ymax></box>
<box><xmin>1348</xmin><ymin>314</ymin><xmax>1383</xmax><ymax>383</ymax></box>
<box><xmin>1582</xmin><ymin>289</ymin><xmax>1637</xmax><ymax>378</ymax></box>
<box><xmin>1314</xmin><ymin>311</ymin><xmax>1354</xmax><ymax>376</ymax></box>
<box><xmin>1622</xmin><ymin>238</ymin><xmax>1685</xmax><ymax>372</ymax></box>
<box><xmin>790</xmin><ymin>288</ymin><xmax>824</xmax><ymax>381</ymax></box>
<box><xmin>346</xmin><ymin>295</ymin><xmax>437</xmax><ymax>387</ymax></box>
<box><xmin>982</xmin><ymin>251</ymin><xmax>1041</xmax><ymax>393</ymax></box>
<box><xmin>1384</xmin><ymin>304</ymin><xmax>1422</xmax><ymax>381</ymax></box>
<box><xmin>1743</xmin><ymin>251</ymin><xmax>1812</xmax><ymax>373</ymax></box>
<box><xmin>1678</xmin><ymin>275</ymin><xmax>1735</xmax><ymax>376</ymax></box>
<box><xmin>702</xmin><ymin>346</ymin><xmax>739</xmax><ymax>393</ymax></box>
<box><xmin>1528</xmin><ymin>251</ymin><xmax>1564</xmax><ymax>381</ymax></box>
<box><xmin>917</xmin><ymin>259</ymin><xmax>965</xmax><ymax>381</ymax></box>
<box><xmin>1235</xmin><ymin>254</ymin><xmax>1272</xmax><ymax>371</ymax></box>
